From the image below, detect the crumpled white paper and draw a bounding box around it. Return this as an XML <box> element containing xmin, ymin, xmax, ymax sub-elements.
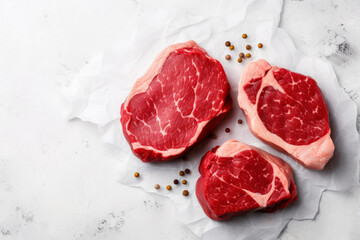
<box><xmin>63</xmin><ymin>0</ymin><xmax>360</xmax><ymax>239</ymax></box>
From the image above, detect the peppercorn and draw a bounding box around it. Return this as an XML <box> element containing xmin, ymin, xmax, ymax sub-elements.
<box><xmin>238</xmin><ymin>119</ymin><xmax>243</xmax><ymax>124</ymax></box>
<box><xmin>246</xmin><ymin>53</ymin><xmax>251</xmax><ymax>58</ymax></box>
<box><xmin>208</xmin><ymin>133</ymin><xmax>216</xmax><ymax>139</ymax></box>
<box><xmin>166</xmin><ymin>185</ymin><xmax>172</xmax><ymax>191</ymax></box>
<box><xmin>239</xmin><ymin>52</ymin><xmax>245</xmax><ymax>58</ymax></box>
<box><xmin>258</xmin><ymin>43</ymin><xmax>263</xmax><ymax>48</ymax></box>
<box><xmin>225</xmin><ymin>41</ymin><xmax>231</xmax><ymax>47</ymax></box>
<box><xmin>174</xmin><ymin>179</ymin><xmax>179</xmax><ymax>185</ymax></box>
<box><xmin>242</xmin><ymin>33</ymin><xmax>247</xmax><ymax>39</ymax></box>
<box><xmin>134</xmin><ymin>172</ymin><xmax>140</xmax><ymax>178</ymax></box>
<box><xmin>183</xmin><ymin>190</ymin><xmax>189</xmax><ymax>196</ymax></box>
<box><xmin>225</xmin><ymin>128</ymin><xmax>230</xmax><ymax>133</ymax></box>
<box><xmin>229</xmin><ymin>45</ymin><xmax>234</xmax><ymax>50</ymax></box>
<box><xmin>185</xmin><ymin>169</ymin><xmax>191</xmax><ymax>174</ymax></box>
<box><xmin>154</xmin><ymin>184</ymin><xmax>160</xmax><ymax>189</ymax></box>
<box><xmin>225</xmin><ymin>54</ymin><xmax>231</xmax><ymax>60</ymax></box>
<box><xmin>246</xmin><ymin>45</ymin><xmax>251</xmax><ymax>50</ymax></box>
<box><xmin>182</xmin><ymin>180</ymin><xmax>187</xmax><ymax>185</ymax></box>
<box><xmin>179</xmin><ymin>171</ymin><xmax>185</xmax><ymax>176</ymax></box>
<box><xmin>237</xmin><ymin>58</ymin><xmax>242</xmax><ymax>63</ymax></box>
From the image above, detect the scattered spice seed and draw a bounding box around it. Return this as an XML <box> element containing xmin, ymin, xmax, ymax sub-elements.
<box><xmin>134</xmin><ymin>172</ymin><xmax>140</xmax><ymax>178</ymax></box>
<box><xmin>154</xmin><ymin>184</ymin><xmax>160</xmax><ymax>189</ymax></box>
<box><xmin>229</xmin><ymin>45</ymin><xmax>235</xmax><ymax>50</ymax></box>
<box><xmin>237</xmin><ymin>58</ymin><xmax>242</xmax><ymax>63</ymax></box>
<box><xmin>182</xmin><ymin>180</ymin><xmax>187</xmax><ymax>185</ymax></box>
<box><xmin>225</xmin><ymin>128</ymin><xmax>230</xmax><ymax>133</ymax></box>
<box><xmin>208</xmin><ymin>133</ymin><xmax>216</xmax><ymax>139</ymax></box>
<box><xmin>238</xmin><ymin>119</ymin><xmax>243</xmax><ymax>124</ymax></box>
<box><xmin>183</xmin><ymin>190</ymin><xmax>189</xmax><ymax>196</ymax></box>
<box><xmin>185</xmin><ymin>169</ymin><xmax>191</xmax><ymax>174</ymax></box>
<box><xmin>246</xmin><ymin>53</ymin><xmax>251</xmax><ymax>58</ymax></box>
<box><xmin>181</xmin><ymin>155</ymin><xmax>188</xmax><ymax>161</ymax></box>
<box><xmin>258</xmin><ymin>43</ymin><xmax>263</xmax><ymax>48</ymax></box>
<box><xmin>246</xmin><ymin>45</ymin><xmax>251</xmax><ymax>50</ymax></box>
<box><xmin>179</xmin><ymin>171</ymin><xmax>185</xmax><ymax>176</ymax></box>
<box><xmin>174</xmin><ymin>179</ymin><xmax>179</xmax><ymax>185</ymax></box>
<box><xmin>225</xmin><ymin>41</ymin><xmax>231</xmax><ymax>47</ymax></box>
<box><xmin>166</xmin><ymin>185</ymin><xmax>172</xmax><ymax>191</ymax></box>
<box><xmin>225</xmin><ymin>54</ymin><xmax>231</xmax><ymax>60</ymax></box>
<box><xmin>242</xmin><ymin>33</ymin><xmax>248</xmax><ymax>39</ymax></box>
<box><xmin>239</xmin><ymin>52</ymin><xmax>245</xmax><ymax>58</ymax></box>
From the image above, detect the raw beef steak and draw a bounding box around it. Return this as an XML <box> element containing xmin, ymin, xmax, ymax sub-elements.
<box><xmin>238</xmin><ymin>59</ymin><xmax>334</xmax><ymax>170</ymax></box>
<box><xmin>121</xmin><ymin>41</ymin><xmax>231</xmax><ymax>162</ymax></box>
<box><xmin>196</xmin><ymin>140</ymin><xmax>297</xmax><ymax>221</ymax></box>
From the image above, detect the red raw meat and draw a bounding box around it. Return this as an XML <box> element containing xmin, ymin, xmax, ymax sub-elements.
<box><xmin>121</xmin><ymin>41</ymin><xmax>231</xmax><ymax>162</ymax></box>
<box><xmin>196</xmin><ymin>140</ymin><xmax>297</xmax><ymax>221</ymax></box>
<box><xmin>238</xmin><ymin>59</ymin><xmax>334</xmax><ymax>170</ymax></box>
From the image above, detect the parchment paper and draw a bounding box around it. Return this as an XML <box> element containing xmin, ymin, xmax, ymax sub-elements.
<box><xmin>63</xmin><ymin>0</ymin><xmax>360</xmax><ymax>239</ymax></box>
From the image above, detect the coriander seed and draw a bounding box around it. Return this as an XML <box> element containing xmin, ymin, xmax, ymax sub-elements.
<box><xmin>183</xmin><ymin>190</ymin><xmax>189</xmax><ymax>196</ymax></box>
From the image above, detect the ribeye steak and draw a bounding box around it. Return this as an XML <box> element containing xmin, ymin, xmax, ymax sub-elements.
<box><xmin>196</xmin><ymin>140</ymin><xmax>297</xmax><ymax>221</ymax></box>
<box><xmin>121</xmin><ymin>41</ymin><xmax>231</xmax><ymax>162</ymax></box>
<box><xmin>238</xmin><ymin>59</ymin><xmax>334</xmax><ymax>170</ymax></box>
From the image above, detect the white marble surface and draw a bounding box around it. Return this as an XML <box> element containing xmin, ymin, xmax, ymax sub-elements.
<box><xmin>0</xmin><ymin>0</ymin><xmax>359</xmax><ymax>239</ymax></box>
